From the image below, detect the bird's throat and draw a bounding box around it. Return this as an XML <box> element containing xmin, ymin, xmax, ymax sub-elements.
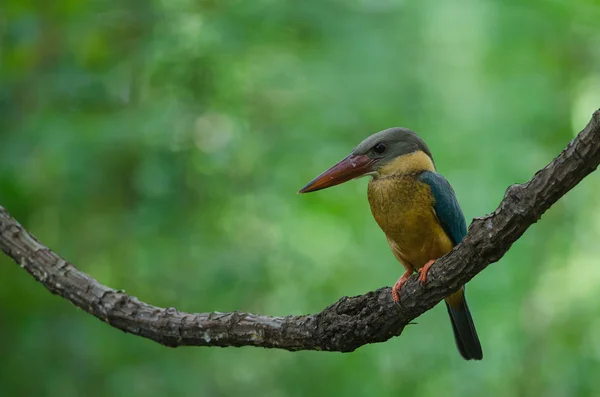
<box><xmin>377</xmin><ymin>150</ymin><xmax>435</xmax><ymax>178</ymax></box>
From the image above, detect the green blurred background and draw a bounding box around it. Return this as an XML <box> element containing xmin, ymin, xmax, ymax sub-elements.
<box><xmin>2</xmin><ymin>0</ymin><xmax>600</xmax><ymax>396</ymax></box>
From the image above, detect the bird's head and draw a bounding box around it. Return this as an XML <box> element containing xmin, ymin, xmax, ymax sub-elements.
<box><xmin>298</xmin><ymin>127</ymin><xmax>434</xmax><ymax>193</ymax></box>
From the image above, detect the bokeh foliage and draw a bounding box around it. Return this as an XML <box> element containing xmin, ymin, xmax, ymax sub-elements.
<box><xmin>2</xmin><ymin>0</ymin><xmax>600</xmax><ymax>396</ymax></box>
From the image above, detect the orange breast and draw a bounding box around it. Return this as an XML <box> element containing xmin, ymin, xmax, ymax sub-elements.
<box><xmin>367</xmin><ymin>174</ymin><xmax>453</xmax><ymax>269</ymax></box>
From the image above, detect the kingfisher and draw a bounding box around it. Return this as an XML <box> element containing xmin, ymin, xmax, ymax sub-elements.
<box><xmin>298</xmin><ymin>128</ymin><xmax>483</xmax><ymax>360</ymax></box>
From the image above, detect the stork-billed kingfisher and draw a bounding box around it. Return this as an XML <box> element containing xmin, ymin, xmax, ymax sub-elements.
<box><xmin>298</xmin><ymin>128</ymin><xmax>483</xmax><ymax>360</ymax></box>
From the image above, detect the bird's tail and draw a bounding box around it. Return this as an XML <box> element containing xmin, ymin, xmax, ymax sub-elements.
<box><xmin>445</xmin><ymin>287</ymin><xmax>483</xmax><ymax>360</ymax></box>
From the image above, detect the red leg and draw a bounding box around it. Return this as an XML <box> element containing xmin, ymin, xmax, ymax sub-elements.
<box><xmin>418</xmin><ymin>260</ymin><xmax>435</xmax><ymax>285</ymax></box>
<box><xmin>392</xmin><ymin>269</ymin><xmax>414</xmax><ymax>303</ymax></box>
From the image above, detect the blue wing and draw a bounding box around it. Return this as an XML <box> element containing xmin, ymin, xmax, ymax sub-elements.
<box><xmin>419</xmin><ymin>171</ymin><xmax>467</xmax><ymax>246</ymax></box>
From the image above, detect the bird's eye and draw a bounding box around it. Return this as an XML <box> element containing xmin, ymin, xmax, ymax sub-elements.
<box><xmin>373</xmin><ymin>143</ymin><xmax>386</xmax><ymax>154</ymax></box>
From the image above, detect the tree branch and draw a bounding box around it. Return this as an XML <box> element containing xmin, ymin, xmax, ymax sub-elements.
<box><xmin>2</xmin><ymin>110</ymin><xmax>600</xmax><ymax>352</ymax></box>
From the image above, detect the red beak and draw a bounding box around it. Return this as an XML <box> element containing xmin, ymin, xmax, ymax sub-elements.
<box><xmin>298</xmin><ymin>153</ymin><xmax>377</xmax><ymax>193</ymax></box>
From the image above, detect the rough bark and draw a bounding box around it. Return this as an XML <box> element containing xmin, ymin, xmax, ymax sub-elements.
<box><xmin>1</xmin><ymin>110</ymin><xmax>599</xmax><ymax>352</ymax></box>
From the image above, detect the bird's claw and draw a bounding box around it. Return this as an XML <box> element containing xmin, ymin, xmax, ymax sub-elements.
<box><xmin>392</xmin><ymin>285</ymin><xmax>401</xmax><ymax>303</ymax></box>
<box><xmin>418</xmin><ymin>259</ymin><xmax>435</xmax><ymax>285</ymax></box>
<box><xmin>391</xmin><ymin>274</ymin><xmax>410</xmax><ymax>303</ymax></box>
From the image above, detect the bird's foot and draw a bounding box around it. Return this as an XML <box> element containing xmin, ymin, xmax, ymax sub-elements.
<box><xmin>417</xmin><ymin>260</ymin><xmax>435</xmax><ymax>285</ymax></box>
<box><xmin>391</xmin><ymin>270</ymin><xmax>414</xmax><ymax>303</ymax></box>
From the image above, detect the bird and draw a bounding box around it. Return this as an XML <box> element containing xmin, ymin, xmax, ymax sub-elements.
<box><xmin>298</xmin><ymin>127</ymin><xmax>483</xmax><ymax>360</ymax></box>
